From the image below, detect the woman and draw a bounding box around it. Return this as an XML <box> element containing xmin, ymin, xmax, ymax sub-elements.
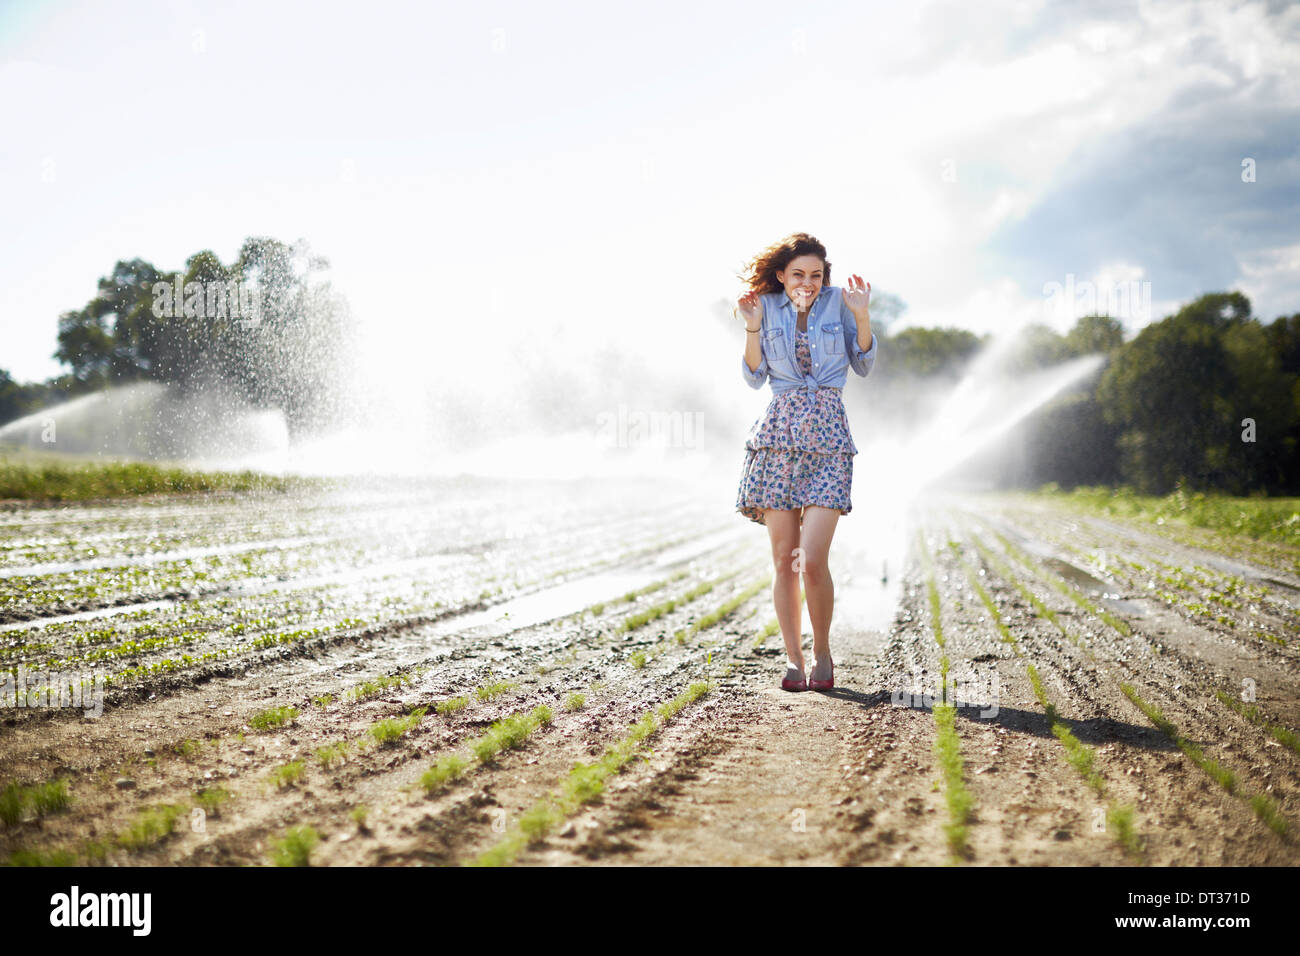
<box><xmin>734</xmin><ymin>232</ymin><xmax>877</xmax><ymax>692</ymax></box>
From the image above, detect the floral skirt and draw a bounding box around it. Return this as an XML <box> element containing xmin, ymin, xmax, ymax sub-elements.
<box><xmin>735</xmin><ymin>386</ymin><xmax>856</xmax><ymax>526</ymax></box>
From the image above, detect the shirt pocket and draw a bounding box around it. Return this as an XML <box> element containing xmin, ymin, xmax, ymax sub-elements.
<box><xmin>763</xmin><ymin>327</ymin><xmax>788</xmax><ymax>361</ymax></box>
<box><xmin>822</xmin><ymin>322</ymin><xmax>845</xmax><ymax>354</ymax></box>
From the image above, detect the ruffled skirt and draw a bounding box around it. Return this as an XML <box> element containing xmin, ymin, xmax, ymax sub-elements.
<box><xmin>735</xmin><ymin>387</ymin><xmax>856</xmax><ymax>526</ymax></box>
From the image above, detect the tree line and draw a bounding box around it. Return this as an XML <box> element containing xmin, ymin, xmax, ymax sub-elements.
<box><xmin>866</xmin><ymin>292</ymin><xmax>1300</xmax><ymax>495</ymax></box>
<box><xmin>1</xmin><ymin>237</ymin><xmax>355</xmax><ymax>438</ymax></box>
<box><xmin>4</xmin><ymin>258</ymin><xmax>1298</xmax><ymax>494</ymax></box>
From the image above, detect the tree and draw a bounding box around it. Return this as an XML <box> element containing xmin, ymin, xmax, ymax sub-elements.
<box><xmin>1095</xmin><ymin>292</ymin><xmax>1289</xmax><ymax>494</ymax></box>
<box><xmin>1064</xmin><ymin>313</ymin><xmax>1126</xmax><ymax>357</ymax></box>
<box><xmin>48</xmin><ymin>238</ymin><xmax>357</xmax><ymax>438</ymax></box>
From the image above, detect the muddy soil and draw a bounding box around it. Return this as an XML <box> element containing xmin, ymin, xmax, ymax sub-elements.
<box><xmin>1</xmin><ymin>481</ymin><xmax>1296</xmax><ymax>866</ymax></box>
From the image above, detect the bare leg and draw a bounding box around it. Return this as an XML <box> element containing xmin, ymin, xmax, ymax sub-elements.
<box><xmin>763</xmin><ymin>508</ymin><xmax>805</xmax><ymax>682</ymax></box>
<box><xmin>800</xmin><ymin>505</ymin><xmax>839</xmax><ymax>682</ymax></box>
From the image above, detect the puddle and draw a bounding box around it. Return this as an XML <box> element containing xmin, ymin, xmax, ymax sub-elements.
<box><xmin>1195</xmin><ymin>555</ymin><xmax>1300</xmax><ymax>594</ymax></box>
<box><xmin>1039</xmin><ymin>557</ymin><xmax>1152</xmax><ymax>617</ymax></box>
<box><xmin>651</xmin><ymin>526</ymin><xmax>745</xmax><ymax>567</ymax></box>
<box><xmin>1098</xmin><ymin>596</ymin><xmax>1153</xmax><ymax>618</ymax></box>
<box><xmin>422</xmin><ymin>567</ymin><xmax>656</xmax><ymax>641</ymax></box>
<box><xmin>0</xmin><ymin>599</ymin><xmax>177</xmax><ymax>634</ymax></box>
<box><xmin>1041</xmin><ymin>557</ymin><xmax>1110</xmax><ymax>593</ymax></box>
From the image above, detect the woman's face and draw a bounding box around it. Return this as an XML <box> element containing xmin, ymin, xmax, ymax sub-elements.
<box><xmin>776</xmin><ymin>255</ymin><xmax>825</xmax><ymax>311</ymax></box>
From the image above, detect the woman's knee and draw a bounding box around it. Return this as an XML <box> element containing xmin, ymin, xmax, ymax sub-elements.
<box><xmin>765</xmin><ymin>510</ymin><xmax>802</xmax><ymax>577</ymax></box>
<box><xmin>800</xmin><ymin>551</ymin><xmax>831</xmax><ymax>580</ymax></box>
<box><xmin>771</xmin><ymin>542</ymin><xmax>802</xmax><ymax>579</ymax></box>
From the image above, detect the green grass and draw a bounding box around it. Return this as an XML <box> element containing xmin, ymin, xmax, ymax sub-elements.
<box><xmin>315</xmin><ymin>741</ymin><xmax>350</xmax><ymax>768</ymax></box>
<box><xmin>269</xmin><ymin>825</ymin><xmax>320</xmax><ymax>866</ymax></box>
<box><xmin>617</xmin><ymin>571</ymin><xmax>739</xmax><ymax>634</ymax></box>
<box><xmin>1121</xmin><ymin>682</ymin><xmax>1290</xmax><ymax>837</ymax></box>
<box><xmin>1025</xmin><ymin>665</ymin><xmax>1143</xmax><ymax>860</ymax></box>
<box><xmin>916</xmin><ymin>530</ymin><xmax>972</xmax><ymax>862</ymax></box>
<box><xmin>991</xmin><ymin>529</ymin><xmax>1132</xmax><ymax>637</ymax></box>
<box><xmin>421</xmin><ymin>753</ymin><xmax>470</xmax><ymax>790</ymax></box>
<box><xmin>367</xmin><ymin>706</ymin><xmax>427</xmax><ymax>747</ymax></box>
<box><xmin>174</xmin><ymin>739</ymin><xmax>201</xmax><ymax>760</ymax></box>
<box><xmin>469</xmin><ymin>680</ymin><xmax>712</xmax><ymax>866</ymax></box>
<box><xmin>948</xmin><ymin>540</ymin><xmax>1020</xmax><ymax>653</ymax></box>
<box><xmin>673</xmin><ymin>573</ymin><xmax>771</xmax><ymax>645</ymax></box>
<box><xmin>5</xmin><ymin>847</ymin><xmax>79</xmax><ymax>866</ymax></box>
<box><xmin>469</xmin><ymin>706</ymin><xmax>554</xmax><ymax>764</ymax></box>
<box><xmin>1214</xmin><ymin>690</ymin><xmax>1300</xmax><ymax>757</ymax></box>
<box><xmin>0</xmin><ymin>447</ymin><xmax>337</xmax><ymax>501</ymax></box>
<box><xmin>563</xmin><ymin>692</ymin><xmax>585</xmax><ymax>712</ymax></box>
<box><xmin>435</xmin><ymin>695</ymin><xmax>469</xmax><ymax>715</ymax></box>
<box><xmin>1033</xmin><ymin>484</ymin><xmax>1300</xmax><ymax>547</ymax></box>
<box><xmin>421</xmin><ymin>703</ymin><xmax>555</xmax><ymax>794</ymax></box>
<box><xmin>932</xmin><ymin>703</ymin><xmax>973</xmax><ymax>860</ymax></box>
<box><xmin>116</xmin><ymin>804</ymin><xmax>186</xmax><ymax>852</ymax></box>
<box><xmin>29</xmin><ymin>779</ymin><xmax>70</xmax><ymax>816</ymax></box>
<box><xmin>0</xmin><ymin>785</ymin><xmax>22</xmax><ymax>827</ymax></box>
<box><xmin>0</xmin><ymin>778</ymin><xmax>72</xmax><ymax>827</ymax></box>
<box><xmin>193</xmin><ymin>786</ymin><xmax>229</xmax><ymax>817</ymax></box>
<box><xmin>346</xmin><ymin>668</ymin><xmax>418</xmax><ymax>702</ymax></box>
<box><xmin>270</xmin><ymin>760</ymin><xmax>306</xmax><ymax>789</ymax></box>
<box><xmin>475</xmin><ymin>680</ymin><xmax>517</xmax><ymax>702</ymax></box>
<box><xmin>249</xmin><ymin>705</ymin><xmax>299</xmax><ymax>732</ymax></box>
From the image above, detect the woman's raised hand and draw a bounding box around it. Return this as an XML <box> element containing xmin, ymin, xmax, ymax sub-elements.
<box><xmin>737</xmin><ymin>290</ymin><xmax>763</xmax><ymax>331</ymax></box>
<box><xmin>841</xmin><ymin>274</ymin><xmax>871</xmax><ymax>317</ymax></box>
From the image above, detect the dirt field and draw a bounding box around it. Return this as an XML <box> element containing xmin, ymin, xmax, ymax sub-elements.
<box><xmin>1</xmin><ymin>477</ymin><xmax>1297</xmax><ymax>866</ymax></box>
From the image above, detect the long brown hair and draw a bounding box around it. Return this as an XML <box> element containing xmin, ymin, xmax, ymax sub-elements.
<box><xmin>736</xmin><ymin>232</ymin><xmax>832</xmax><ymax>296</ymax></box>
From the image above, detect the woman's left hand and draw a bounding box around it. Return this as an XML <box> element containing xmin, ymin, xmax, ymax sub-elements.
<box><xmin>841</xmin><ymin>274</ymin><xmax>871</xmax><ymax>318</ymax></box>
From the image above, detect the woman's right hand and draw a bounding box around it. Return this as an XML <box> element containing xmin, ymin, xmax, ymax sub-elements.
<box><xmin>737</xmin><ymin>290</ymin><xmax>763</xmax><ymax>331</ymax></box>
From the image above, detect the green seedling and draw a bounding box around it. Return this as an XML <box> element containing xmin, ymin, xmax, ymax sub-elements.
<box><xmin>174</xmin><ymin>739</ymin><xmax>201</xmax><ymax>760</ymax></box>
<box><xmin>470</xmin><ymin>681</ymin><xmax>711</xmax><ymax>866</ymax></box>
<box><xmin>315</xmin><ymin>741</ymin><xmax>350</xmax><ymax>768</ymax></box>
<box><xmin>116</xmin><ymin>804</ymin><xmax>185</xmax><ymax>852</ymax></box>
<box><xmin>367</xmin><ymin>706</ymin><xmax>427</xmax><ymax>747</ymax></box>
<box><xmin>249</xmin><ymin>705</ymin><xmax>299</xmax><ymax>732</ymax></box>
<box><xmin>194</xmin><ymin>785</ymin><xmax>229</xmax><ymax>817</ymax></box>
<box><xmin>475</xmin><ymin>680</ymin><xmax>517</xmax><ymax>702</ymax></box>
<box><xmin>269</xmin><ymin>825</ymin><xmax>319</xmax><ymax>866</ymax></box>
<box><xmin>271</xmin><ymin>760</ymin><xmax>306</xmax><ymax>789</ymax></box>
<box><xmin>421</xmin><ymin>754</ymin><xmax>469</xmax><ymax>791</ymax></box>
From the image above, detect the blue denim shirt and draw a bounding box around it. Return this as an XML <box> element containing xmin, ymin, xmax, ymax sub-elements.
<box><xmin>741</xmin><ymin>285</ymin><xmax>878</xmax><ymax>394</ymax></box>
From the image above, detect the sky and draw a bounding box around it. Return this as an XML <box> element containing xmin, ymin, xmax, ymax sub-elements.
<box><xmin>2</xmin><ymin>0</ymin><xmax>1298</xmax><ymax>399</ymax></box>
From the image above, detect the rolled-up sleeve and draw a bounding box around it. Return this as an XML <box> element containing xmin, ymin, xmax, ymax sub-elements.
<box><xmin>842</xmin><ymin>300</ymin><xmax>877</xmax><ymax>377</ymax></box>
<box><xmin>742</xmin><ymin>348</ymin><xmax>769</xmax><ymax>389</ymax></box>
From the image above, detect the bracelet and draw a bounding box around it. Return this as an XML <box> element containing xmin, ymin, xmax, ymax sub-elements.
<box><xmin>745</xmin><ymin>327</ymin><xmax>761</xmax><ymax>333</ymax></box>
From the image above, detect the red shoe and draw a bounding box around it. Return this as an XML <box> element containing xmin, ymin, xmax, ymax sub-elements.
<box><xmin>781</xmin><ymin>667</ymin><xmax>808</xmax><ymax>692</ymax></box>
<box><xmin>809</xmin><ymin>660</ymin><xmax>834</xmax><ymax>691</ymax></box>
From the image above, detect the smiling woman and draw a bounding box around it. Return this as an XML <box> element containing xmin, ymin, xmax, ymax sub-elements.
<box><xmin>732</xmin><ymin>232</ymin><xmax>878</xmax><ymax>693</ymax></box>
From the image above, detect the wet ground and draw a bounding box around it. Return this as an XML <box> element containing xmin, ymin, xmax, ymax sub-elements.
<box><xmin>1</xmin><ymin>476</ymin><xmax>1297</xmax><ymax>866</ymax></box>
